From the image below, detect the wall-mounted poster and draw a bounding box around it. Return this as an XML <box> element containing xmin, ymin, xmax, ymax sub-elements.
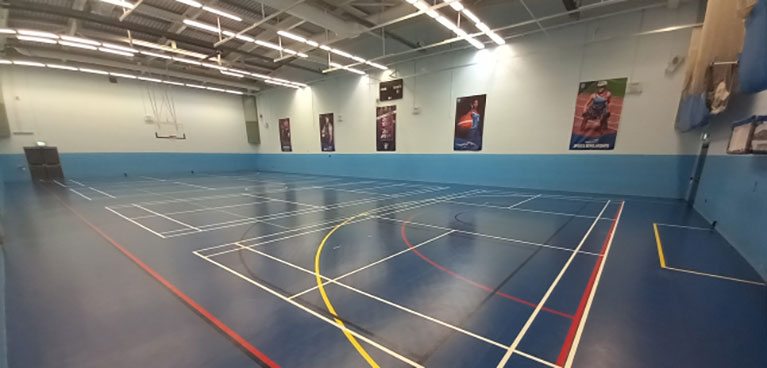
<box><xmin>569</xmin><ymin>78</ymin><xmax>627</xmax><ymax>150</ymax></box>
<box><xmin>278</xmin><ymin>118</ymin><xmax>292</xmax><ymax>152</ymax></box>
<box><xmin>319</xmin><ymin>113</ymin><xmax>335</xmax><ymax>152</ymax></box>
<box><xmin>454</xmin><ymin>94</ymin><xmax>487</xmax><ymax>151</ymax></box>
<box><xmin>376</xmin><ymin>105</ymin><xmax>396</xmax><ymax>151</ymax></box>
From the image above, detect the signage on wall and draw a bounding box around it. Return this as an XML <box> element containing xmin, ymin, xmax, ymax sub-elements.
<box><xmin>379</xmin><ymin>79</ymin><xmax>403</xmax><ymax>101</ymax></box>
<box><xmin>319</xmin><ymin>113</ymin><xmax>335</xmax><ymax>152</ymax></box>
<box><xmin>569</xmin><ymin>78</ymin><xmax>628</xmax><ymax>150</ymax></box>
<box><xmin>376</xmin><ymin>105</ymin><xmax>396</xmax><ymax>151</ymax></box>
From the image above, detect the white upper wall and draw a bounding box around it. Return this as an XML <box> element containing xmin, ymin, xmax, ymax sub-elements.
<box><xmin>256</xmin><ymin>4</ymin><xmax>702</xmax><ymax>155</ymax></box>
<box><xmin>0</xmin><ymin>67</ymin><xmax>253</xmax><ymax>154</ymax></box>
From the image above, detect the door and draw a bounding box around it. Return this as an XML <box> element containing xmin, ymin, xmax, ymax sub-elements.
<box><xmin>686</xmin><ymin>136</ymin><xmax>710</xmax><ymax>204</ymax></box>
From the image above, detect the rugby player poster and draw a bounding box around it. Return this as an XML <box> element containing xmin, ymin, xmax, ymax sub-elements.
<box><xmin>569</xmin><ymin>78</ymin><xmax>627</xmax><ymax>150</ymax></box>
<box><xmin>453</xmin><ymin>94</ymin><xmax>486</xmax><ymax>151</ymax></box>
<box><xmin>278</xmin><ymin>118</ymin><xmax>292</xmax><ymax>152</ymax></box>
<box><xmin>376</xmin><ymin>105</ymin><xmax>396</xmax><ymax>151</ymax></box>
<box><xmin>319</xmin><ymin>113</ymin><xmax>335</xmax><ymax>152</ymax></box>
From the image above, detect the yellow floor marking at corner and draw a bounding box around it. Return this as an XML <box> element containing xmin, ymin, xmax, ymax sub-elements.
<box><xmin>653</xmin><ymin>223</ymin><xmax>765</xmax><ymax>286</ymax></box>
<box><xmin>315</xmin><ymin>213</ymin><xmax>380</xmax><ymax>368</ymax></box>
<box><xmin>652</xmin><ymin>223</ymin><xmax>667</xmax><ymax>268</ymax></box>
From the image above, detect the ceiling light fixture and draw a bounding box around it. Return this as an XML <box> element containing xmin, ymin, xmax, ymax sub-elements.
<box><xmin>444</xmin><ymin>0</ymin><xmax>505</xmax><ymax>45</ymax></box>
<box><xmin>17</xmin><ymin>35</ymin><xmax>58</xmax><ymax>44</ymax></box>
<box><xmin>275</xmin><ymin>30</ymin><xmax>388</xmax><ymax>71</ymax></box>
<box><xmin>99</xmin><ymin>0</ymin><xmax>135</xmax><ymax>9</ymax></box>
<box><xmin>58</xmin><ymin>40</ymin><xmax>98</xmax><ymax>50</ymax></box>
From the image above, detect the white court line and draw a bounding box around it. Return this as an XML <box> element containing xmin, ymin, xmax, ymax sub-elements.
<box><xmin>564</xmin><ymin>202</ymin><xmax>625</xmax><ymax>367</ymax></box>
<box><xmin>372</xmin><ymin>216</ymin><xmax>600</xmax><ymax>257</ymax></box>
<box><xmin>69</xmin><ymin>188</ymin><xmax>92</xmax><ymax>200</ymax></box>
<box><xmin>655</xmin><ymin>223</ymin><xmax>711</xmax><ymax>231</ymax></box>
<box><xmin>129</xmin><ymin>200</ymin><xmax>273</xmax><ymax>219</ymax></box>
<box><xmin>163</xmin><ymin>186</ymin><xmax>462</xmax><ymax>236</ymax></box>
<box><xmin>242</xmin><ymin>192</ymin><xmax>326</xmax><ymax>208</ymax></box>
<box><xmin>173</xmin><ymin>181</ymin><xmax>215</xmax><ymax>190</ymax></box>
<box><xmin>88</xmin><ymin>187</ymin><xmax>116</xmax><ymax>199</ymax></box>
<box><xmin>496</xmin><ymin>200</ymin><xmax>610</xmax><ymax>367</ymax></box>
<box><xmin>140</xmin><ymin>176</ymin><xmax>167</xmax><ymax>182</ymax></box>
<box><xmin>236</xmin><ymin>241</ymin><xmax>510</xmax><ymax>350</ymax></box>
<box><xmin>132</xmin><ymin>204</ymin><xmax>201</xmax><ymax>232</ymax></box>
<box><xmin>199</xmin><ymin>190</ymin><xmax>484</xmax><ymax>256</ymax></box>
<box><xmin>69</xmin><ymin>180</ymin><xmax>85</xmax><ymax>187</ymax></box>
<box><xmin>53</xmin><ymin>179</ymin><xmax>67</xmax><ymax>188</ymax></box>
<box><xmin>663</xmin><ymin>266</ymin><xmax>766</xmax><ymax>286</ymax></box>
<box><xmin>289</xmin><ymin>230</ymin><xmax>456</xmax><ymax>299</ymax></box>
<box><xmin>446</xmin><ymin>200</ymin><xmax>613</xmax><ymax>221</ymax></box>
<box><xmin>196</xmin><ymin>253</ymin><xmax>424</xmax><ymax>368</ymax></box>
<box><xmin>509</xmin><ymin>194</ymin><xmax>542</xmax><ymax>208</ymax></box>
<box><xmin>105</xmin><ymin>207</ymin><xmax>167</xmax><ymax>238</ymax></box>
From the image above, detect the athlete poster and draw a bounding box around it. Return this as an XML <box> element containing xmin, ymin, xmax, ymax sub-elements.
<box><xmin>278</xmin><ymin>118</ymin><xmax>292</xmax><ymax>152</ymax></box>
<box><xmin>569</xmin><ymin>78</ymin><xmax>627</xmax><ymax>150</ymax></box>
<box><xmin>454</xmin><ymin>94</ymin><xmax>486</xmax><ymax>151</ymax></box>
<box><xmin>376</xmin><ymin>105</ymin><xmax>396</xmax><ymax>151</ymax></box>
<box><xmin>319</xmin><ymin>113</ymin><xmax>335</xmax><ymax>152</ymax></box>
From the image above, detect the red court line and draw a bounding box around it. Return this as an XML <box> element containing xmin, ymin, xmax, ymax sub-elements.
<box><xmin>556</xmin><ymin>201</ymin><xmax>624</xmax><ymax>366</ymax></box>
<box><xmin>400</xmin><ymin>221</ymin><xmax>574</xmax><ymax>319</ymax></box>
<box><xmin>48</xmin><ymin>188</ymin><xmax>280</xmax><ymax>368</ymax></box>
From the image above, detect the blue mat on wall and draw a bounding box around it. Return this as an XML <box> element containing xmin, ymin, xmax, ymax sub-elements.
<box><xmin>740</xmin><ymin>0</ymin><xmax>767</xmax><ymax>93</ymax></box>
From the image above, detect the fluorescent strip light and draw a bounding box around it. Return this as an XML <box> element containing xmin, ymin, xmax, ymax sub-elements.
<box><xmin>202</xmin><ymin>62</ymin><xmax>227</xmax><ymax>70</ymax></box>
<box><xmin>255</xmin><ymin>40</ymin><xmax>283</xmax><ymax>51</ymax></box>
<box><xmin>140</xmin><ymin>50</ymin><xmax>171</xmax><ymax>59</ymax></box>
<box><xmin>172</xmin><ymin>57</ymin><xmax>201</xmax><ymax>65</ymax></box>
<box><xmin>185</xmin><ymin>83</ymin><xmax>206</xmax><ymax>89</ymax></box>
<box><xmin>426</xmin><ymin>10</ymin><xmax>439</xmax><ymax>18</ymax></box>
<box><xmin>220</xmin><ymin>70</ymin><xmax>244</xmax><ymax>78</ymax></box>
<box><xmin>162</xmin><ymin>80</ymin><xmax>185</xmax><ymax>86</ymax></box>
<box><xmin>110</xmin><ymin>72</ymin><xmax>137</xmax><ymax>79</ymax></box>
<box><xmin>283</xmin><ymin>49</ymin><xmax>297</xmax><ymax>55</ymax></box>
<box><xmin>12</xmin><ymin>60</ymin><xmax>45</xmax><ymax>67</ymax></box>
<box><xmin>206</xmin><ymin>86</ymin><xmax>225</xmax><ymax>92</ymax></box>
<box><xmin>329</xmin><ymin>62</ymin><xmax>366</xmax><ymax>75</ymax></box>
<box><xmin>138</xmin><ymin>76</ymin><xmax>162</xmax><ymax>83</ymax></box>
<box><xmin>449</xmin><ymin>1</ymin><xmax>463</xmax><ymax>11</ymax></box>
<box><xmin>436</xmin><ymin>16</ymin><xmax>457</xmax><ymax>31</ymax></box>
<box><xmin>101</xmin><ymin>43</ymin><xmax>137</xmax><ymax>53</ymax></box>
<box><xmin>476</xmin><ymin>23</ymin><xmax>490</xmax><ymax>32</ymax></box>
<box><xmin>130</xmin><ymin>39</ymin><xmax>208</xmax><ymax>59</ymax></box>
<box><xmin>60</xmin><ymin>35</ymin><xmax>100</xmax><ymax>46</ymax></box>
<box><xmin>99</xmin><ymin>0</ymin><xmax>134</xmax><ymax>9</ymax></box>
<box><xmin>17</xmin><ymin>30</ymin><xmax>58</xmax><ymax>39</ymax></box>
<box><xmin>175</xmin><ymin>0</ymin><xmax>202</xmax><ymax>7</ymax></box>
<box><xmin>224</xmin><ymin>90</ymin><xmax>243</xmax><ymax>95</ymax></box>
<box><xmin>202</xmin><ymin>6</ymin><xmax>242</xmax><ymax>22</ymax></box>
<box><xmin>488</xmin><ymin>32</ymin><xmax>505</xmax><ymax>45</ymax></box>
<box><xmin>17</xmin><ymin>35</ymin><xmax>58</xmax><ymax>44</ymax></box>
<box><xmin>235</xmin><ymin>34</ymin><xmax>255</xmax><ymax>42</ymax></box>
<box><xmin>79</xmin><ymin>68</ymin><xmax>108</xmax><ymax>75</ymax></box>
<box><xmin>297</xmin><ymin>53</ymin><xmax>308</xmax><ymax>58</ymax></box>
<box><xmin>461</xmin><ymin>9</ymin><xmax>480</xmax><ymax>23</ymax></box>
<box><xmin>249</xmin><ymin>73</ymin><xmax>270</xmax><ymax>79</ymax></box>
<box><xmin>99</xmin><ymin>47</ymin><xmax>134</xmax><ymax>57</ymax></box>
<box><xmin>58</xmin><ymin>40</ymin><xmax>98</xmax><ymax>50</ymax></box>
<box><xmin>319</xmin><ymin>45</ymin><xmax>331</xmax><ymax>51</ymax></box>
<box><xmin>307</xmin><ymin>40</ymin><xmax>319</xmax><ymax>47</ymax></box>
<box><xmin>467</xmin><ymin>37</ymin><xmax>485</xmax><ymax>49</ymax></box>
<box><xmin>277</xmin><ymin>31</ymin><xmax>307</xmax><ymax>43</ymax></box>
<box><xmin>0</xmin><ymin>60</ymin><xmax>11</xmax><ymax>64</ymax></box>
<box><xmin>46</xmin><ymin>64</ymin><xmax>78</xmax><ymax>71</ymax></box>
<box><xmin>414</xmin><ymin>1</ymin><xmax>429</xmax><ymax>11</ymax></box>
<box><xmin>0</xmin><ymin>29</ymin><xmax>16</xmax><ymax>34</ymax></box>
<box><xmin>365</xmin><ymin>61</ymin><xmax>388</xmax><ymax>70</ymax></box>
<box><xmin>330</xmin><ymin>49</ymin><xmax>352</xmax><ymax>58</ymax></box>
<box><xmin>351</xmin><ymin>56</ymin><xmax>366</xmax><ymax>63</ymax></box>
<box><xmin>183</xmin><ymin>19</ymin><xmax>221</xmax><ymax>33</ymax></box>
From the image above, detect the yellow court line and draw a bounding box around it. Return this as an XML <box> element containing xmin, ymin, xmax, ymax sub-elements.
<box><xmin>315</xmin><ymin>213</ymin><xmax>381</xmax><ymax>368</ymax></box>
<box><xmin>652</xmin><ymin>223</ymin><xmax>667</xmax><ymax>268</ymax></box>
<box><xmin>652</xmin><ymin>223</ymin><xmax>765</xmax><ymax>287</ymax></box>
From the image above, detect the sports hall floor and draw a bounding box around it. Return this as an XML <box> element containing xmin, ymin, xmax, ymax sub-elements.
<box><xmin>2</xmin><ymin>171</ymin><xmax>765</xmax><ymax>368</ymax></box>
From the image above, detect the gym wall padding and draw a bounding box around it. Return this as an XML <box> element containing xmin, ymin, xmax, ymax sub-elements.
<box><xmin>739</xmin><ymin>0</ymin><xmax>767</xmax><ymax>93</ymax></box>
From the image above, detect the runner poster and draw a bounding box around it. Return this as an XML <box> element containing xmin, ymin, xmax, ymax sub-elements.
<box><xmin>569</xmin><ymin>78</ymin><xmax>627</xmax><ymax>150</ymax></box>
<box><xmin>376</xmin><ymin>105</ymin><xmax>396</xmax><ymax>151</ymax></box>
<box><xmin>453</xmin><ymin>94</ymin><xmax>486</xmax><ymax>151</ymax></box>
<box><xmin>319</xmin><ymin>113</ymin><xmax>335</xmax><ymax>152</ymax></box>
<box><xmin>278</xmin><ymin>118</ymin><xmax>292</xmax><ymax>152</ymax></box>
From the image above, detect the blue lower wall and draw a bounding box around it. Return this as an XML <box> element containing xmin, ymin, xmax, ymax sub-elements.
<box><xmin>694</xmin><ymin>155</ymin><xmax>767</xmax><ymax>281</ymax></box>
<box><xmin>0</xmin><ymin>152</ymin><xmax>260</xmax><ymax>183</ymax></box>
<box><xmin>253</xmin><ymin>153</ymin><xmax>696</xmax><ymax>199</ymax></box>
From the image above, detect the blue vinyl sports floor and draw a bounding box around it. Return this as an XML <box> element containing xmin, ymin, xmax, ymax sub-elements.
<box><xmin>2</xmin><ymin>171</ymin><xmax>765</xmax><ymax>368</ymax></box>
